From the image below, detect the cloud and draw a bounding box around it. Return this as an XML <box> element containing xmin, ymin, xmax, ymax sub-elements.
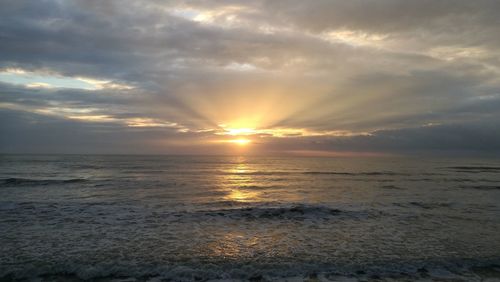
<box><xmin>0</xmin><ymin>0</ymin><xmax>499</xmax><ymax>155</ymax></box>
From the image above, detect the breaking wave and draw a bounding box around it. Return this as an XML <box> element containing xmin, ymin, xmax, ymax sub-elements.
<box><xmin>199</xmin><ymin>204</ymin><xmax>343</xmax><ymax>220</ymax></box>
<box><xmin>447</xmin><ymin>166</ymin><xmax>500</xmax><ymax>173</ymax></box>
<box><xmin>0</xmin><ymin>177</ymin><xmax>88</xmax><ymax>187</ymax></box>
<box><xmin>2</xmin><ymin>259</ymin><xmax>499</xmax><ymax>281</ymax></box>
<box><xmin>461</xmin><ymin>185</ymin><xmax>500</xmax><ymax>190</ymax></box>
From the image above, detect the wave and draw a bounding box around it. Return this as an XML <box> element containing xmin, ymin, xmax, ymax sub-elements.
<box><xmin>221</xmin><ymin>170</ymin><xmax>411</xmax><ymax>176</ymax></box>
<box><xmin>381</xmin><ymin>185</ymin><xmax>403</xmax><ymax>189</ymax></box>
<box><xmin>304</xmin><ymin>171</ymin><xmax>410</xmax><ymax>176</ymax></box>
<box><xmin>447</xmin><ymin>166</ymin><xmax>500</xmax><ymax>173</ymax></box>
<box><xmin>236</xmin><ymin>184</ymin><xmax>283</xmax><ymax>190</ymax></box>
<box><xmin>448</xmin><ymin>166</ymin><xmax>500</xmax><ymax>170</ymax></box>
<box><xmin>461</xmin><ymin>185</ymin><xmax>500</xmax><ymax>190</ymax></box>
<box><xmin>199</xmin><ymin>200</ymin><xmax>259</xmax><ymax>208</ymax></box>
<box><xmin>67</xmin><ymin>164</ymin><xmax>105</xmax><ymax>170</ymax></box>
<box><xmin>2</xmin><ymin>259</ymin><xmax>499</xmax><ymax>281</ymax></box>
<box><xmin>406</xmin><ymin>177</ymin><xmax>500</xmax><ymax>183</ymax></box>
<box><xmin>220</xmin><ymin>170</ymin><xmax>293</xmax><ymax>175</ymax></box>
<box><xmin>393</xmin><ymin>201</ymin><xmax>453</xmax><ymax>209</ymax></box>
<box><xmin>0</xmin><ymin>177</ymin><xmax>88</xmax><ymax>187</ymax></box>
<box><xmin>197</xmin><ymin>204</ymin><xmax>348</xmax><ymax>220</ymax></box>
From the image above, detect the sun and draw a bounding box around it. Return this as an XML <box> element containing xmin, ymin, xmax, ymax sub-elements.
<box><xmin>229</xmin><ymin>138</ymin><xmax>251</xmax><ymax>146</ymax></box>
<box><xmin>216</xmin><ymin>125</ymin><xmax>254</xmax><ymax>146</ymax></box>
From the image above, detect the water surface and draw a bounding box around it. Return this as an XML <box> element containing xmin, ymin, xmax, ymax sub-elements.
<box><xmin>1</xmin><ymin>155</ymin><xmax>499</xmax><ymax>281</ymax></box>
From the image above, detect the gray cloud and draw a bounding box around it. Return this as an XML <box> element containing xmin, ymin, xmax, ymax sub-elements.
<box><xmin>0</xmin><ymin>0</ymin><xmax>499</xmax><ymax>155</ymax></box>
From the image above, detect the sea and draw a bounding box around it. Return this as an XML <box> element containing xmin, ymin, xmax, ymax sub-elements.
<box><xmin>0</xmin><ymin>154</ymin><xmax>499</xmax><ymax>281</ymax></box>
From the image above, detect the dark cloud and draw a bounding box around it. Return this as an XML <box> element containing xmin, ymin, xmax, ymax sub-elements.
<box><xmin>3</xmin><ymin>108</ymin><xmax>499</xmax><ymax>156</ymax></box>
<box><xmin>0</xmin><ymin>108</ymin><xmax>218</xmax><ymax>154</ymax></box>
<box><xmin>260</xmin><ymin>122</ymin><xmax>500</xmax><ymax>156</ymax></box>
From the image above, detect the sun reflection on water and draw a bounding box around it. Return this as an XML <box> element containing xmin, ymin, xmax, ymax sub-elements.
<box><xmin>231</xmin><ymin>162</ymin><xmax>250</xmax><ymax>174</ymax></box>
<box><xmin>219</xmin><ymin>159</ymin><xmax>263</xmax><ymax>203</ymax></box>
<box><xmin>205</xmin><ymin>231</ymin><xmax>261</xmax><ymax>260</ymax></box>
<box><xmin>225</xmin><ymin>189</ymin><xmax>259</xmax><ymax>202</ymax></box>
<box><xmin>199</xmin><ymin>157</ymin><xmax>300</xmax><ymax>261</ymax></box>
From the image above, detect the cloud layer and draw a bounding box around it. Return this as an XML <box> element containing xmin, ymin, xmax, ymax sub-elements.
<box><xmin>1</xmin><ymin>0</ymin><xmax>500</xmax><ymax>155</ymax></box>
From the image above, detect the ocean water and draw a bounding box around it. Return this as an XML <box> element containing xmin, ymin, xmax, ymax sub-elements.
<box><xmin>0</xmin><ymin>155</ymin><xmax>499</xmax><ymax>281</ymax></box>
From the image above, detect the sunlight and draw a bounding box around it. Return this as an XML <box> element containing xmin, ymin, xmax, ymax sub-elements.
<box><xmin>229</xmin><ymin>138</ymin><xmax>251</xmax><ymax>146</ymax></box>
<box><xmin>226</xmin><ymin>189</ymin><xmax>258</xmax><ymax>202</ymax></box>
<box><xmin>225</xmin><ymin>128</ymin><xmax>256</xmax><ymax>136</ymax></box>
<box><xmin>214</xmin><ymin>159</ymin><xmax>261</xmax><ymax>203</ymax></box>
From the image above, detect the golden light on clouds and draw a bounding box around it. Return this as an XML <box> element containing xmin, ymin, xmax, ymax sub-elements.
<box><xmin>3</xmin><ymin>1</ymin><xmax>497</xmax><ymax>155</ymax></box>
<box><xmin>222</xmin><ymin>127</ymin><xmax>256</xmax><ymax>136</ymax></box>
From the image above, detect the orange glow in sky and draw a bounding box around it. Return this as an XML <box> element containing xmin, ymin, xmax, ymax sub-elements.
<box><xmin>229</xmin><ymin>138</ymin><xmax>251</xmax><ymax>146</ymax></box>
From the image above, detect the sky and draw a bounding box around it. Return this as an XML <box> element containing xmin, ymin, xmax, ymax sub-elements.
<box><xmin>1</xmin><ymin>0</ymin><xmax>500</xmax><ymax>156</ymax></box>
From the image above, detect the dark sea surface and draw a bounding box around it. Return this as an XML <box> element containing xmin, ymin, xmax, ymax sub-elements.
<box><xmin>1</xmin><ymin>154</ymin><xmax>500</xmax><ymax>281</ymax></box>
